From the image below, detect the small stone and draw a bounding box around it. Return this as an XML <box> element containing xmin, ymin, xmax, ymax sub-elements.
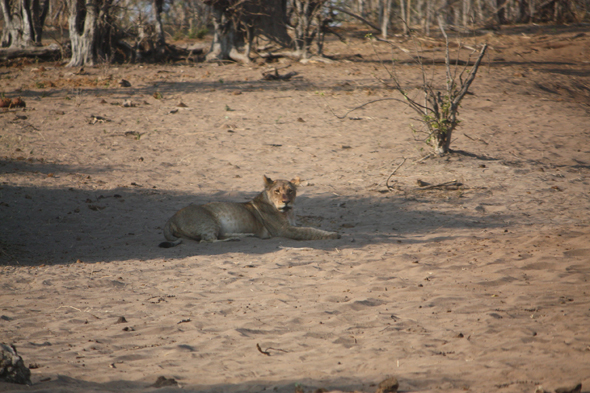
<box><xmin>152</xmin><ymin>376</ymin><xmax>178</xmax><ymax>388</ymax></box>
<box><xmin>376</xmin><ymin>377</ymin><xmax>399</xmax><ymax>393</ymax></box>
<box><xmin>124</xmin><ymin>131</ymin><xmax>141</xmax><ymax>139</ymax></box>
<box><xmin>115</xmin><ymin>316</ymin><xmax>127</xmax><ymax>324</ymax></box>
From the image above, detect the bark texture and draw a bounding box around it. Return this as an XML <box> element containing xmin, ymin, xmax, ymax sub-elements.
<box><xmin>291</xmin><ymin>0</ymin><xmax>327</xmax><ymax>58</ymax></box>
<box><xmin>1</xmin><ymin>0</ymin><xmax>48</xmax><ymax>48</ymax></box>
<box><xmin>66</xmin><ymin>0</ymin><xmax>113</xmax><ymax>66</ymax></box>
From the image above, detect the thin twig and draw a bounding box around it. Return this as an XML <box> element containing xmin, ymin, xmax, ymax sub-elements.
<box><xmin>418</xmin><ymin>180</ymin><xmax>461</xmax><ymax>190</ymax></box>
<box><xmin>415</xmin><ymin>153</ymin><xmax>433</xmax><ymax>163</ymax></box>
<box><xmin>331</xmin><ymin>98</ymin><xmax>408</xmax><ymax>119</ymax></box>
<box><xmin>386</xmin><ymin>157</ymin><xmax>407</xmax><ymax>190</ymax></box>
<box><xmin>331</xmin><ymin>6</ymin><xmax>381</xmax><ymax>31</ymax></box>
<box><xmin>374</xmin><ymin>37</ymin><xmax>410</xmax><ymax>53</ymax></box>
<box><xmin>57</xmin><ymin>305</ymin><xmax>82</xmax><ymax>312</ymax></box>
<box><xmin>451</xmin><ymin>44</ymin><xmax>488</xmax><ymax>108</ymax></box>
<box><xmin>256</xmin><ymin>343</ymin><xmax>271</xmax><ymax>356</ymax></box>
<box><xmin>463</xmin><ymin>133</ymin><xmax>489</xmax><ymax>145</ymax></box>
<box><xmin>437</xmin><ymin>16</ymin><xmax>452</xmax><ymax>95</ymax></box>
<box><xmin>266</xmin><ymin>347</ymin><xmax>288</xmax><ymax>353</ymax></box>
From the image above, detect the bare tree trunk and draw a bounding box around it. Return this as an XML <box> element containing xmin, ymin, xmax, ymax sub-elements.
<box><xmin>381</xmin><ymin>0</ymin><xmax>391</xmax><ymax>38</ymax></box>
<box><xmin>33</xmin><ymin>0</ymin><xmax>49</xmax><ymax>43</ymax></box>
<box><xmin>417</xmin><ymin>0</ymin><xmax>424</xmax><ymax>32</ymax></box>
<box><xmin>453</xmin><ymin>3</ymin><xmax>460</xmax><ymax>24</ymax></box>
<box><xmin>315</xmin><ymin>11</ymin><xmax>325</xmax><ymax>55</ymax></box>
<box><xmin>424</xmin><ymin>0</ymin><xmax>431</xmax><ymax>35</ymax></box>
<box><xmin>292</xmin><ymin>0</ymin><xmax>325</xmax><ymax>59</ymax></box>
<box><xmin>67</xmin><ymin>0</ymin><xmax>112</xmax><ymax>66</ymax></box>
<box><xmin>206</xmin><ymin>5</ymin><xmax>251</xmax><ymax>62</ymax></box>
<box><xmin>67</xmin><ymin>0</ymin><xmax>97</xmax><ymax>66</ymax></box>
<box><xmin>153</xmin><ymin>0</ymin><xmax>164</xmax><ymax>47</ymax></box>
<box><xmin>400</xmin><ymin>0</ymin><xmax>408</xmax><ymax>34</ymax></box>
<box><xmin>462</xmin><ymin>0</ymin><xmax>470</xmax><ymax>25</ymax></box>
<box><xmin>1</xmin><ymin>0</ymin><xmax>48</xmax><ymax>47</ymax></box>
<box><xmin>1</xmin><ymin>0</ymin><xmax>21</xmax><ymax>47</ymax></box>
<box><xmin>496</xmin><ymin>0</ymin><xmax>507</xmax><ymax>23</ymax></box>
<box><xmin>21</xmin><ymin>0</ymin><xmax>35</xmax><ymax>43</ymax></box>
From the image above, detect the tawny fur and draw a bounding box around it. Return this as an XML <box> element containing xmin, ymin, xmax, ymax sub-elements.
<box><xmin>159</xmin><ymin>175</ymin><xmax>339</xmax><ymax>248</ymax></box>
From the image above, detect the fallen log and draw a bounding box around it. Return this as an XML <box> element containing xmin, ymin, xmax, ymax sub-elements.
<box><xmin>0</xmin><ymin>44</ymin><xmax>62</xmax><ymax>61</ymax></box>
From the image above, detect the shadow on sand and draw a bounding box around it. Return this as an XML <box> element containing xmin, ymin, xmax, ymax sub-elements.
<box><xmin>1</xmin><ymin>158</ymin><xmax>513</xmax><ymax>266</ymax></box>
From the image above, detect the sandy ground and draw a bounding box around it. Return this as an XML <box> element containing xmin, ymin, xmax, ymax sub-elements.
<box><xmin>1</xmin><ymin>24</ymin><xmax>590</xmax><ymax>393</ymax></box>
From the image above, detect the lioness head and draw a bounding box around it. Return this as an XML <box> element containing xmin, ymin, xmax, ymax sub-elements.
<box><xmin>263</xmin><ymin>175</ymin><xmax>300</xmax><ymax>213</ymax></box>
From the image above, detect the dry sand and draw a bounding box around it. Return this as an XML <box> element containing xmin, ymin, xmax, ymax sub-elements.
<box><xmin>1</xmin><ymin>25</ymin><xmax>590</xmax><ymax>393</ymax></box>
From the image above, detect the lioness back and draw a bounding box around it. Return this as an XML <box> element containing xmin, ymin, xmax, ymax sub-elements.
<box><xmin>158</xmin><ymin>175</ymin><xmax>339</xmax><ymax>248</ymax></box>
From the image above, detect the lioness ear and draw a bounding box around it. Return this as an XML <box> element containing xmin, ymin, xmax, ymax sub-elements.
<box><xmin>290</xmin><ymin>176</ymin><xmax>301</xmax><ymax>186</ymax></box>
<box><xmin>263</xmin><ymin>175</ymin><xmax>273</xmax><ymax>188</ymax></box>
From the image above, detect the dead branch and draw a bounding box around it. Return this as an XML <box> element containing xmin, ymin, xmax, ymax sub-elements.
<box><xmin>417</xmin><ymin>180</ymin><xmax>462</xmax><ymax>190</ymax></box>
<box><xmin>332</xmin><ymin>98</ymin><xmax>409</xmax><ymax>119</ymax></box>
<box><xmin>401</xmin><ymin>57</ymin><xmax>473</xmax><ymax>65</ymax></box>
<box><xmin>375</xmin><ymin>37</ymin><xmax>410</xmax><ymax>53</ymax></box>
<box><xmin>261</xmin><ymin>68</ymin><xmax>298</xmax><ymax>81</ymax></box>
<box><xmin>451</xmin><ymin>44</ymin><xmax>488</xmax><ymax>108</ymax></box>
<box><xmin>0</xmin><ymin>45</ymin><xmax>62</xmax><ymax>61</ymax></box>
<box><xmin>436</xmin><ymin>16</ymin><xmax>453</xmax><ymax>95</ymax></box>
<box><xmin>332</xmin><ymin>7</ymin><xmax>381</xmax><ymax>32</ymax></box>
<box><xmin>256</xmin><ymin>343</ymin><xmax>270</xmax><ymax>356</ymax></box>
<box><xmin>463</xmin><ymin>133</ymin><xmax>489</xmax><ymax>145</ymax></box>
<box><xmin>386</xmin><ymin>157</ymin><xmax>407</xmax><ymax>190</ymax></box>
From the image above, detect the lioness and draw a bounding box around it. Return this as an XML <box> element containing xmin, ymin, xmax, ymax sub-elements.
<box><xmin>158</xmin><ymin>175</ymin><xmax>340</xmax><ymax>248</ymax></box>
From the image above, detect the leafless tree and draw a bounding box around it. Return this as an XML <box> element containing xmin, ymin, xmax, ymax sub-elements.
<box><xmin>393</xmin><ymin>19</ymin><xmax>487</xmax><ymax>154</ymax></box>
<box><xmin>1</xmin><ymin>0</ymin><xmax>49</xmax><ymax>47</ymax></box>
<box><xmin>66</xmin><ymin>0</ymin><xmax>116</xmax><ymax>66</ymax></box>
<box><xmin>333</xmin><ymin>18</ymin><xmax>487</xmax><ymax>155</ymax></box>
<box><xmin>290</xmin><ymin>0</ymin><xmax>329</xmax><ymax>58</ymax></box>
<box><xmin>204</xmin><ymin>0</ymin><xmax>292</xmax><ymax>62</ymax></box>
